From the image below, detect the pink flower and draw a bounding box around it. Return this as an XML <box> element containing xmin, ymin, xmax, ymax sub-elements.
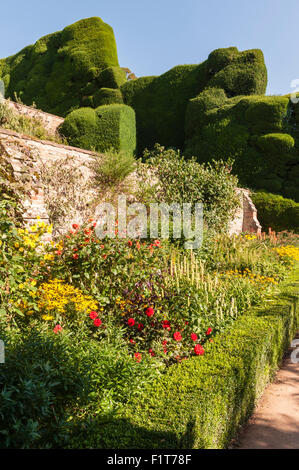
<box><xmin>53</xmin><ymin>325</ymin><xmax>62</xmax><ymax>334</ymax></box>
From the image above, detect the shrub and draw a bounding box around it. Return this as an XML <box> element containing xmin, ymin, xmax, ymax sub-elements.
<box><xmin>89</xmin><ymin>148</ymin><xmax>136</xmax><ymax>189</ymax></box>
<box><xmin>252</xmin><ymin>191</ymin><xmax>299</xmax><ymax>233</ymax></box>
<box><xmin>0</xmin><ymin>17</ymin><xmax>119</xmax><ymax>116</ymax></box>
<box><xmin>93</xmin><ymin>88</ymin><xmax>123</xmax><ymax>107</ymax></box>
<box><xmin>97</xmin><ymin>66</ymin><xmax>127</xmax><ymax>89</ymax></box>
<box><xmin>137</xmin><ymin>145</ymin><xmax>240</xmax><ymax>233</ymax></box>
<box><xmin>0</xmin><ymin>327</ymin><xmax>89</xmax><ymax>448</ymax></box>
<box><xmin>59</xmin><ymin>104</ymin><xmax>136</xmax><ymax>155</ymax></box>
<box><xmin>184</xmin><ymin>93</ymin><xmax>299</xmax><ymax>201</ymax></box>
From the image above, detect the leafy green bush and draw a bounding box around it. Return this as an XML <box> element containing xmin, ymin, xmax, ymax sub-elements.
<box><xmin>137</xmin><ymin>145</ymin><xmax>240</xmax><ymax>233</ymax></box>
<box><xmin>59</xmin><ymin>104</ymin><xmax>136</xmax><ymax>155</ymax></box>
<box><xmin>0</xmin><ymin>327</ymin><xmax>89</xmax><ymax>448</ymax></box>
<box><xmin>0</xmin><ymin>17</ymin><xmax>119</xmax><ymax>116</ymax></box>
<box><xmin>252</xmin><ymin>191</ymin><xmax>299</xmax><ymax>233</ymax></box>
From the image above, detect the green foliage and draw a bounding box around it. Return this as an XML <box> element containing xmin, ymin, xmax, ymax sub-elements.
<box><xmin>252</xmin><ymin>191</ymin><xmax>299</xmax><ymax>233</ymax></box>
<box><xmin>121</xmin><ymin>47</ymin><xmax>266</xmax><ymax>154</ymax></box>
<box><xmin>0</xmin><ymin>326</ymin><xmax>89</xmax><ymax>448</ymax></box>
<box><xmin>77</xmin><ymin>266</ymin><xmax>299</xmax><ymax>449</ymax></box>
<box><xmin>121</xmin><ymin>64</ymin><xmax>208</xmax><ymax>153</ymax></box>
<box><xmin>93</xmin><ymin>88</ymin><xmax>123</xmax><ymax>107</ymax></box>
<box><xmin>89</xmin><ymin>148</ymin><xmax>135</xmax><ymax>189</ymax></box>
<box><xmin>59</xmin><ymin>104</ymin><xmax>136</xmax><ymax>155</ymax></box>
<box><xmin>0</xmin><ymin>17</ymin><xmax>120</xmax><ymax>116</ymax></box>
<box><xmin>97</xmin><ymin>66</ymin><xmax>127</xmax><ymax>89</ymax></box>
<box><xmin>207</xmin><ymin>48</ymin><xmax>267</xmax><ymax>97</ymax></box>
<box><xmin>137</xmin><ymin>145</ymin><xmax>240</xmax><ymax>233</ymax></box>
<box><xmin>185</xmin><ymin>93</ymin><xmax>299</xmax><ymax>201</ymax></box>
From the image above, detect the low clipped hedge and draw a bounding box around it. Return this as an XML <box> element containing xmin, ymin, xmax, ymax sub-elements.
<box><xmin>71</xmin><ymin>265</ymin><xmax>299</xmax><ymax>449</ymax></box>
<box><xmin>59</xmin><ymin>104</ymin><xmax>136</xmax><ymax>155</ymax></box>
<box><xmin>252</xmin><ymin>191</ymin><xmax>299</xmax><ymax>233</ymax></box>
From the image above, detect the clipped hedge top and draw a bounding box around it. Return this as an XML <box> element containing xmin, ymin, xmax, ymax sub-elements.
<box><xmin>0</xmin><ymin>17</ymin><xmax>120</xmax><ymax>116</ymax></box>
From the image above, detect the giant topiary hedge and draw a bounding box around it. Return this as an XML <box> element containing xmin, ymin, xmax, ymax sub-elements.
<box><xmin>0</xmin><ymin>17</ymin><xmax>123</xmax><ymax>116</ymax></box>
<box><xmin>121</xmin><ymin>47</ymin><xmax>267</xmax><ymax>154</ymax></box>
<box><xmin>59</xmin><ymin>104</ymin><xmax>136</xmax><ymax>155</ymax></box>
<box><xmin>184</xmin><ymin>93</ymin><xmax>299</xmax><ymax>201</ymax></box>
<box><xmin>252</xmin><ymin>191</ymin><xmax>299</xmax><ymax>233</ymax></box>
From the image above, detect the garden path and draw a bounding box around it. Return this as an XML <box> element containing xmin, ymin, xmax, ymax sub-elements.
<box><xmin>236</xmin><ymin>334</ymin><xmax>299</xmax><ymax>449</ymax></box>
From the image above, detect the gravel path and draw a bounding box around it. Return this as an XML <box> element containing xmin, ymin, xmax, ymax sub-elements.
<box><xmin>236</xmin><ymin>337</ymin><xmax>299</xmax><ymax>449</ymax></box>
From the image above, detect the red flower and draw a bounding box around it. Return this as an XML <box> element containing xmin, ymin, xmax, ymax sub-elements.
<box><xmin>162</xmin><ymin>340</ymin><xmax>167</xmax><ymax>346</ymax></box>
<box><xmin>191</xmin><ymin>333</ymin><xmax>198</xmax><ymax>341</ymax></box>
<box><xmin>138</xmin><ymin>323</ymin><xmax>144</xmax><ymax>331</ymax></box>
<box><xmin>145</xmin><ymin>307</ymin><xmax>154</xmax><ymax>317</ymax></box>
<box><xmin>129</xmin><ymin>339</ymin><xmax>135</xmax><ymax>344</ymax></box>
<box><xmin>93</xmin><ymin>318</ymin><xmax>102</xmax><ymax>327</ymax></box>
<box><xmin>128</xmin><ymin>240</ymin><xmax>133</xmax><ymax>246</ymax></box>
<box><xmin>55</xmin><ymin>250</ymin><xmax>62</xmax><ymax>256</ymax></box>
<box><xmin>89</xmin><ymin>311</ymin><xmax>98</xmax><ymax>319</ymax></box>
<box><xmin>134</xmin><ymin>352</ymin><xmax>142</xmax><ymax>363</ymax></box>
<box><xmin>73</xmin><ymin>254</ymin><xmax>79</xmax><ymax>259</ymax></box>
<box><xmin>128</xmin><ymin>318</ymin><xmax>135</xmax><ymax>327</ymax></box>
<box><xmin>72</xmin><ymin>223</ymin><xmax>79</xmax><ymax>230</ymax></box>
<box><xmin>148</xmin><ymin>349</ymin><xmax>155</xmax><ymax>357</ymax></box>
<box><xmin>162</xmin><ymin>320</ymin><xmax>171</xmax><ymax>329</ymax></box>
<box><xmin>53</xmin><ymin>325</ymin><xmax>62</xmax><ymax>334</ymax></box>
<box><xmin>194</xmin><ymin>344</ymin><xmax>205</xmax><ymax>356</ymax></box>
<box><xmin>154</xmin><ymin>240</ymin><xmax>161</xmax><ymax>247</ymax></box>
<box><xmin>173</xmin><ymin>331</ymin><xmax>182</xmax><ymax>341</ymax></box>
<box><xmin>206</xmin><ymin>328</ymin><xmax>212</xmax><ymax>336</ymax></box>
<box><xmin>163</xmin><ymin>349</ymin><xmax>168</xmax><ymax>354</ymax></box>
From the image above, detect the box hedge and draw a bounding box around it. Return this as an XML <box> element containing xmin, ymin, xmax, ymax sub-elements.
<box><xmin>252</xmin><ymin>191</ymin><xmax>299</xmax><ymax>233</ymax></box>
<box><xmin>59</xmin><ymin>104</ymin><xmax>136</xmax><ymax>155</ymax></box>
<box><xmin>69</xmin><ymin>266</ymin><xmax>299</xmax><ymax>449</ymax></box>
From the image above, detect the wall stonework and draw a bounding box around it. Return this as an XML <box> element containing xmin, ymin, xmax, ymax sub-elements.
<box><xmin>0</xmin><ymin>127</ymin><xmax>261</xmax><ymax>237</ymax></box>
<box><xmin>228</xmin><ymin>188</ymin><xmax>262</xmax><ymax>236</ymax></box>
<box><xmin>4</xmin><ymin>99</ymin><xmax>64</xmax><ymax>136</ymax></box>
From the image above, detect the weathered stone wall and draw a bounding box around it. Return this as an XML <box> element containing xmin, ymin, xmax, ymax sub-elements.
<box><xmin>228</xmin><ymin>189</ymin><xmax>262</xmax><ymax>236</ymax></box>
<box><xmin>4</xmin><ymin>99</ymin><xmax>64</xmax><ymax>136</ymax></box>
<box><xmin>0</xmin><ymin>126</ymin><xmax>261</xmax><ymax>237</ymax></box>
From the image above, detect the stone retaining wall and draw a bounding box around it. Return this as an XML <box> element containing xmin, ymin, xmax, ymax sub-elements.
<box><xmin>0</xmin><ymin>127</ymin><xmax>261</xmax><ymax>237</ymax></box>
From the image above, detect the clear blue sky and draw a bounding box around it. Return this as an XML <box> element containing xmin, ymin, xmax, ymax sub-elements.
<box><xmin>1</xmin><ymin>0</ymin><xmax>298</xmax><ymax>95</ymax></box>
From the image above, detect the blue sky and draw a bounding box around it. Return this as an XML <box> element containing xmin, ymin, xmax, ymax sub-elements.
<box><xmin>0</xmin><ymin>0</ymin><xmax>298</xmax><ymax>95</ymax></box>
